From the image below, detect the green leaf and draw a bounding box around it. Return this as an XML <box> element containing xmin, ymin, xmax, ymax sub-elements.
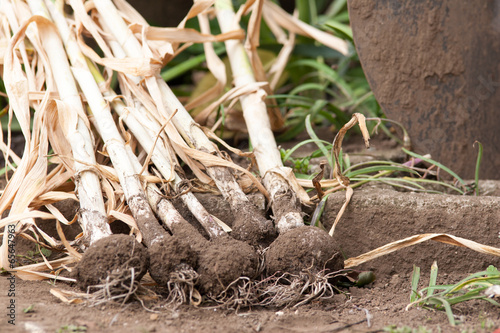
<box><xmin>323</xmin><ymin>20</ymin><xmax>353</xmax><ymax>40</ymax></box>
<box><xmin>305</xmin><ymin>114</ymin><xmax>333</xmax><ymax>169</ymax></box>
<box><xmin>40</xmin><ymin>247</ymin><xmax>52</xmax><ymax>258</ymax></box>
<box><xmin>345</xmin><ymin>165</ymin><xmax>419</xmax><ymax>178</ymax></box>
<box><xmin>310</xmin><ymin>193</ymin><xmax>329</xmax><ymax>228</ymax></box>
<box><xmin>473</xmin><ymin>141</ymin><xmax>483</xmax><ymax>195</ymax></box>
<box><xmin>402</xmin><ymin>148</ymin><xmax>467</xmax><ymax>187</ymax></box>
<box><xmin>161</xmin><ymin>46</ymin><xmax>225</xmax><ymax>82</ymax></box>
<box><xmin>281</xmin><ymin>138</ymin><xmax>331</xmax><ymax>163</ymax></box>
<box><xmin>486</xmin><ymin>265</ymin><xmax>499</xmax><ymax>274</ymax></box>
<box><xmin>289</xmin><ymin>59</ymin><xmax>353</xmax><ymax>98</ymax></box>
<box><xmin>435</xmin><ymin>297</ymin><xmax>456</xmax><ymax>326</ymax></box>
<box><xmin>427</xmin><ymin>261</ymin><xmax>438</xmax><ymax>298</ymax></box>
<box><xmin>289</xmin><ymin>82</ymin><xmax>328</xmax><ymax>95</ymax></box>
<box><xmin>23</xmin><ymin>304</ymin><xmax>35</xmax><ymax>313</ymax></box>
<box><xmin>410</xmin><ymin>265</ymin><xmax>421</xmax><ymax>303</ymax></box>
<box><xmin>324</xmin><ymin>0</ymin><xmax>347</xmax><ymax>18</ymax></box>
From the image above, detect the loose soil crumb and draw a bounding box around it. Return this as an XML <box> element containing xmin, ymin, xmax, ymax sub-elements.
<box><xmin>74</xmin><ymin>235</ymin><xmax>149</xmax><ymax>290</ymax></box>
<box><xmin>266</xmin><ymin>226</ymin><xmax>344</xmax><ymax>275</ymax></box>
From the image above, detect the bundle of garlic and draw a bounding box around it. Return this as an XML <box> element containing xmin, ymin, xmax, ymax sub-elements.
<box><xmin>0</xmin><ymin>0</ymin><xmax>360</xmax><ymax>304</ymax></box>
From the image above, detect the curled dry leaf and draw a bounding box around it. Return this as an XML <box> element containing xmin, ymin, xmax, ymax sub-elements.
<box><xmin>331</xmin><ymin>113</ymin><xmax>370</xmax><ymax>187</ymax></box>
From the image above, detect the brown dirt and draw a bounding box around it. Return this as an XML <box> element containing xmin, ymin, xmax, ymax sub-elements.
<box><xmin>325</xmin><ymin>186</ymin><xmax>500</xmax><ymax>276</ymax></box>
<box><xmin>205</xmin><ymin>165</ymin><xmax>276</xmax><ymax>247</ymax></box>
<box><xmin>147</xmin><ymin>237</ymin><xmax>197</xmax><ymax>287</ymax></box>
<box><xmin>2</xmin><ymin>271</ymin><xmax>499</xmax><ymax>332</ymax></box>
<box><xmin>265</xmin><ymin>226</ymin><xmax>344</xmax><ymax>275</ymax></box>
<box><xmin>172</xmin><ymin>192</ymin><xmax>270</xmax><ymax>243</ymax></box>
<box><xmin>230</xmin><ymin>201</ymin><xmax>277</xmax><ymax>248</ymax></box>
<box><xmin>163</xmin><ymin>213</ymin><xmax>259</xmax><ymax>295</ymax></box>
<box><xmin>73</xmin><ymin>235</ymin><xmax>149</xmax><ymax>290</ymax></box>
<box><xmin>270</xmin><ymin>189</ymin><xmax>301</xmax><ymax>226</ymax></box>
<box><xmin>196</xmin><ymin>235</ymin><xmax>259</xmax><ymax>295</ymax></box>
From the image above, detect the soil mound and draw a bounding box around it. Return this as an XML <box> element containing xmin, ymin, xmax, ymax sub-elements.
<box><xmin>148</xmin><ymin>236</ymin><xmax>198</xmax><ymax>286</ymax></box>
<box><xmin>197</xmin><ymin>235</ymin><xmax>259</xmax><ymax>295</ymax></box>
<box><xmin>266</xmin><ymin>226</ymin><xmax>344</xmax><ymax>275</ymax></box>
<box><xmin>74</xmin><ymin>235</ymin><xmax>149</xmax><ymax>290</ymax></box>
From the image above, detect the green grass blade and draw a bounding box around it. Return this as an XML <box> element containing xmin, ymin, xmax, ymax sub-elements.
<box><xmin>446</xmin><ymin>290</ymin><xmax>488</xmax><ymax>305</ymax></box>
<box><xmin>435</xmin><ymin>297</ymin><xmax>456</xmax><ymax>326</ymax></box>
<box><xmin>346</xmin><ymin>165</ymin><xmax>420</xmax><ymax>178</ymax></box>
<box><xmin>305</xmin><ymin>114</ymin><xmax>333</xmax><ymax>169</ymax></box>
<box><xmin>289</xmin><ymin>59</ymin><xmax>353</xmax><ymax>98</ymax></box>
<box><xmin>402</xmin><ymin>148</ymin><xmax>466</xmax><ymax>187</ymax></box>
<box><xmin>268</xmin><ymin>94</ymin><xmax>315</xmax><ymax>102</ymax></box>
<box><xmin>161</xmin><ymin>46</ymin><xmax>225</xmax><ymax>82</ymax></box>
<box><xmin>310</xmin><ymin>193</ymin><xmax>330</xmax><ymax>228</ymax></box>
<box><xmin>427</xmin><ymin>261</ymin><xmax>438</xmax><ymax>298</ymax></box>
<box><xmin>323</xmin><ymin>20</ymin><xmax>353</xmax><ymax>40</ymax></box>
<box><xmin>482</xmin><ymin>297</ymin><xmax>500</xmax><ymax>307</ymax></box>
<box><xmin>289</xmin><ymin>82</ymin><xmax>328</xmax><ymax>95</ymax></box>
<box><xmin>401</xmin><ymin>178</ymin><xmax>464</xmax><ymax>195</ymax></box>
<box><xmin>343</xmin><ymin>160</ymin><xmax>402</xmax><ymax>173</ymax></box>
<box><xmin>410</xmin><ymin>265</ymin><xmax>421</xmax><ymax>303</ymax></box>
<box><xmin>473</xmin><ymin>141</ymin><xmax>483</xmax><ymax>196</ymax></box>
<box><xmin>276</xmin><ymin>121</ymin><xmax>306</xmax><ymax>142</ymax></box>
<box><xmin>350</xmin><ymin>177</ymin><xmax>428</xmax><ymax>191</ymax></box>
<box><xmin>324</xmin><ymin>0</ymin><xmax>347</xmax><ymax>18</ymax></box>
<box><xmin>281</xmin><ymin>138</ymin><xmax>332</xmax><ymax>162</ymax></box>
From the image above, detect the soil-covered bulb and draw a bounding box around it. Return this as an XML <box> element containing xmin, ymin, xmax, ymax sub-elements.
<box><xmin>74</xmin><ymin>234</ymin><xmax>149</xmax><ymax>290</ymax></box>
<box><xmin>265</xmin><ymin>226</ymin><xmax>344</xmax><ymax>275</ymax></box>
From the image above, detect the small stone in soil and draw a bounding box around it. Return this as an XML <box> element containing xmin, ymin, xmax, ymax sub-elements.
<box><xmin>74</xmin><ymin>234</ymin><xmax>149</xmax><ymax>290</ymax></box>
<box><xmin>265</xmin><ymin>226</ymin><xmax>344</xmax><ymax>275</ymax></box>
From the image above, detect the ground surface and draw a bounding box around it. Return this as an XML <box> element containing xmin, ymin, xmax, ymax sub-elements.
<box><xmin>1</xmin><ymin>182</ymin><xmax>500</xmax><ymax>333</ymax></box>
<box><xmin>1</xmin><ymin>266</ymin><xmax>498</xmax><ymax>332</ymax></box>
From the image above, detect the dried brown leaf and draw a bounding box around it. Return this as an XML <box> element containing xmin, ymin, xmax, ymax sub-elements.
<box><xmin>345</xmin><ymin>233</ymin><xmax>500</xmax><ymax>268</ymax></box>
<box><xmin>328</xmin><ymin>186</ymin><xmax>353</xmax><ymax>236</ymax></box>
<box><xmin>129</xmin><ymin>24</ymin><xmax>245</xmax><ymax>44</ymax></box>
<box><xmin>263</xmin><ymin>0</ymin><xmax>349</xmax><ymax>55</ymax></box>
<box><xmin>15</xmin><ymin>270</ymin><xmax>76</xmax><ymax>282</ymax></box>
<box><xmin>50</xmin><ymin>288</ymin><xmax>86</xmax><ymax>304</ymax></box>
<box><xmin>331</xmin><ymin>113</ymin><xmax>370</xmax><ymax>187</ymax></box>
<box><xmin>56</xmin><ymin>220</ymin><xmax>82</xmax><ymax>260</ymax></box>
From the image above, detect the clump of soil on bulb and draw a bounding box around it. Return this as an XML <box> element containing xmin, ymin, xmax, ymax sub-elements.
<box><xmin>230</xmin><ymin>202</ymin><xmax>277</xmax><ymax>247</ymax></box>
<box><xmin>74</xmin><ymin>234</ymin><xmax>149</xmax><ymax>290</ymax></box>
<box><xmin>168</xmin><ymin>219</ymin><xmax>259</xmax><ymax>295</ymax></box>
<box><xmin>196</xmin><ymin>235</ymin><xmax>259</xmax><ymax>295</ymax></box>
<box><xmin>148</xmin><ymin>236</ymin><xmax>198</xmax><ymax>286</ymax></box>
<box><xmin>265</xmin><ymin>226</ymin><xmax>344</xmax><ymax>275</ymax></box>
